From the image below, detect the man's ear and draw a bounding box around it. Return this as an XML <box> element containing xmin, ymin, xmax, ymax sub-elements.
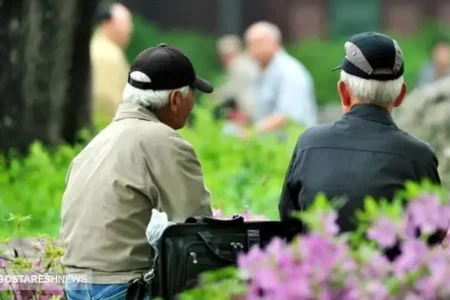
<box><xmin>337</xmin><ymin>80</ymin><xmax>351</xmax><ymax>108</ymax></box>
<box><xmin>393</xmin><ymin>83</ymin><xmax>407</xmax><ymax>107</ymax></box>
<box><xmin>168</xmin><ymin>90</ymin><xmax>181</xmax><ymax>113</ymax></box>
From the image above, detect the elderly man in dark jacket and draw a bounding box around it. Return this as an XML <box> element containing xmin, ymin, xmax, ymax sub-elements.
<box><xmin>279</xmin><ymin>32</ymin><xmax>441</xmax><ymax>232</ymax></box>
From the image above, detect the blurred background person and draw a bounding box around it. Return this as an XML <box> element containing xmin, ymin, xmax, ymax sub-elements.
<box><xmin>244</xmin><ymin>21</ymin><xmax>318</xmax><ymax>139</ymax></box>
<box><xmin>212</xmin><ymin>35</ymin><xmax>257</xmax><ymax>125</ymax></box>
<box><xmin>91</xmin><ymin>2</ymin><xmax>133</xmax><ymax>121</ymax></box>
<box><xmin>396</xmin><ymin>75</ymin><xmax>450</xmax><ymax>189</ymax></box>
<box><xmin>416</xmin><ymin>36</ymin><xmax>450</xmax><ymax>88</ymax></box>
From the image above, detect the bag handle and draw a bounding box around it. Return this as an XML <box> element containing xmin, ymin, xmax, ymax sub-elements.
<box><xmin>197</xmin><ymin>231</ymin><xmax>237</xmax><ymax>263</ymax></box>
<box><xmin>185</xmin><ymin>215</ymin><xmax>244</xmax><ymax>226</ymax></box>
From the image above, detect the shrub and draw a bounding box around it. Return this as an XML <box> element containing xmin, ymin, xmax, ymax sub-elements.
<box><xmin>3</xmin><ymin>183</ymin><xmax>448</xmax><ymax>299</ymax></box>
<box><xmin>181</xmin><ymin>182</ymin><xmax>450</xmax><ymax>300</ymax></box>
<box><xmin>0</xmin><ymin>106</ymin><xmax>301</xmax><ymax>236</ymax></box>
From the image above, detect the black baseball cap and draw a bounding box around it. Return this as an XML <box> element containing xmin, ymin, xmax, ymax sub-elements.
<box><xmin>128</xmin><ymin>44</ymin><xmax>213</xmax><ymax>93</ymax></box>
<box><xmin>332</xmin><ymin>32</ymin><xmax>404</xmax><ymax>81</ymax></box>
<box><xmin>95</xmin><ymin>2</ymin><xmax>112</xmax><ymax>22</ymax></box>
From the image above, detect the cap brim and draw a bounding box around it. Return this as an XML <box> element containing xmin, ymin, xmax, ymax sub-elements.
<box><xmin>192</xmin><ymin>76</ymin><xmax>214</xmax><ymax>94</ymax></box>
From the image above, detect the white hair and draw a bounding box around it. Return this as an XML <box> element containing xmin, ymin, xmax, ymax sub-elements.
<box><xmin>217</xmin><ymin>35</ymin><xmax>242</xmax><ymax>55</ymax></box>
<box><xmin>122</xmin><ymin>71</ymin><xmax>190</xmax><ymax>110</ymax></box>
<box><xmin>245</xmin><ymin>21</ymin><xmax>282</xmax><ymax>43</ymax></box>
<box><xmin>340</xmin><ymin>71</ymin><xmax>404</xmax><ymax>106</ymax></box>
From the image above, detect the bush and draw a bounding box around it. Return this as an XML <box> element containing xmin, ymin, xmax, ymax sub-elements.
<box><xmin>2</xmin><ymin>183</ymin><xmax>448</xmax><ymax>299</ymax></box>
<box><xmin>0</xmin><ymin>106</ymin><xmax>301</xmax><ymax>236</ymax></box>
<box><xmin>181</xmin><ymin>182</ymin><xmax>450</xmax><ymax>300</ymax></box>
<box><xmin>127</xmin><ymin>17</ymin><xmax>450</xmax><ymax>106</ymax></box>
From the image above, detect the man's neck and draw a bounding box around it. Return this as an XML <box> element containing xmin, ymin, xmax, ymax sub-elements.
<box><xmin>347</xmin><ymin>102</ymin><xmax>391</xmax><ymax>113</ymax></box>
<box><xmin>434</xmin><ymin>64</ymin><xmax>450</xmax><ymax>78</ymax></box>
<box><xmin>260</xmin><ymin>49</ymin><xmax>281</xmax><ymax>70</ymax></box>
<box><xmin>98</xmin><ymin>28</ymin><xmax>123</xmax><ymax>50</ymax></box>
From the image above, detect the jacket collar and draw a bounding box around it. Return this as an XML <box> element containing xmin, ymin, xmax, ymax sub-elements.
<box><xmin>343</xmin><ymin>104</ymin><xmax>397</xmax><ymax>126</ymax></box>
<box><xmin>113</xmin><ymin>103</ymin><xmax>160</xmax><ymax>122</ymax></box>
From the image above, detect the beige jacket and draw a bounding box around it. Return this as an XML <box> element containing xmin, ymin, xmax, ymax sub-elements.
<box><xmin>214</xmin><ymin>53</ymin><xmax>258</xmax><ymax>117</ymax></box>
<box><xmin>60</xmin><ymin>103</ymin><xmax>212</xmax><ymax>283</ymax></box>
<box><xmin>90</xmin><ymin>31</ymin><xmax>130</xmax><ymax>120</ymax></box>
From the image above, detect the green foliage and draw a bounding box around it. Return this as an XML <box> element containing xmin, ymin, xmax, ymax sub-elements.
<box><xmin>0</xmin><ymin>103</ymin><xmax>301</xmax><ymax>236</ymax></box>
<box><xmin>126</xmin><ymin>16</ymin><xmax>221</xmax><ymax>86</ymax></box>
<box><xmin>0</xmin><ymin>143</ymin><xmax>82</xmax><ymax>236</ymax></box>
<box><xmin>180</xmin><ymin>267</ymin><xmax>245</xmax><ymax>300</ymax></box>
<box><xmin>127</xmin><ymin>16</ymin><xmax>450</xmax><ymax>106</ymax></box>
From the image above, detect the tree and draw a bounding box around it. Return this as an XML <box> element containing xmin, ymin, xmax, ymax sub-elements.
<box><xmin>0</xmin><ymin>0</ymin><xmax>98</xmax><ymax>155</ymax></box>
<box><xmin>217</xmin><ymin>0</ymin><xmax>243</xmax><ymax>35</ymax></box>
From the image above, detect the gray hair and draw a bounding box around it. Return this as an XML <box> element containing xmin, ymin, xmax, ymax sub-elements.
<box><xmin>245</xmin><ymin>21</ymin><xmax>282</xmax><ymax>43</ymax></box>
<box><xmin>340</xmin><ymin>71</ymin><xmax>404</xmax><ymax>107</ymax></box>
<box><xmin>122</xmin><ymin>71</ymin><xmax>190</xmax><ymax>110</ymax></box>
<box><xmin>217</xmin><ymin>35</ymin><xmax>242</xmax><ymax>55</ymax></box>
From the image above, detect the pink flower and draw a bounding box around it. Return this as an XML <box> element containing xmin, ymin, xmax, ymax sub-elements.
<box><xmin>367</xmin><ymin>217</ymin><xmax>398</xmax><ymax>248</ymax></box>
<box><xmin>0</xmin><ymin>257</ymin><xmax>6</xmax><ymax>268</ymax></box>
<box><xmin>212</xmin><ymin>209</ymin><xmax>222</xmax><ymax>218</ymax></box>
<box><xmin>211</xmin><ymin>209</ymin><xmax>268</xmax><ymax>221</ymax></box>
<box><xmin>41</xmin><ymin>282</ymin><xmax>64</xmax><ymax>297</ymax></box>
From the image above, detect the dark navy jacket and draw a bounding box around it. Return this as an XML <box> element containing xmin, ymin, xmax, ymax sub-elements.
<box><xmin>279</xmin><ymin>104</ymin><xmax>440</xmax><ymax>232</ymax></box>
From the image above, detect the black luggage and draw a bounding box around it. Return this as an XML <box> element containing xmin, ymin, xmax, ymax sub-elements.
<box><xmin>147</xmin><ymin>215</ymin><xmax>303</xmax><ymax>299</ymax></box>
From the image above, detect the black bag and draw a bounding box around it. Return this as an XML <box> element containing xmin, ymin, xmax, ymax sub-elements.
<box><xmin>148</xmin><ymin>215</ymin><xmax>303</xmax><ymax>299</ymax></box>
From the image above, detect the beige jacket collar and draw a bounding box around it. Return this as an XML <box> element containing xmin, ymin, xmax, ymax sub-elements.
<box><xmin>113</xmin><ymin>103</ymin><xmax>160</xmax><ymax>122</ymax></box>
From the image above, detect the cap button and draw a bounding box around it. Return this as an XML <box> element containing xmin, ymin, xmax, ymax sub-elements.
<box><xmin>158</xmin><ymin>43</ymin><xmax>167</xmax><ymax>47</ymax></box>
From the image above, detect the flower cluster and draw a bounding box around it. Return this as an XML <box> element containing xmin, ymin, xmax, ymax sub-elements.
<box><xmin>0</xmin><ymin>236</ymin><xmax>65</xmax><ymax>299</ymax></box>
<box><xmin>236</xmin><ymin>189</ymin><xmax>450</xmax><ymax>300</ymax></box>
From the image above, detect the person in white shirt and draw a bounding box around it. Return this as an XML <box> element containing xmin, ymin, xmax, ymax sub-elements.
<box><xmin>244</xmin><ymin>21</ymin><xmax>318</xmax><ymax>138</ymax></box>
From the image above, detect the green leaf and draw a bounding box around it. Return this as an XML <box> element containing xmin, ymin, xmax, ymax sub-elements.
<box><xmin>363</xmin><ymin>196</ymin><xmax>379</xmax><ymax>218</ymax></box>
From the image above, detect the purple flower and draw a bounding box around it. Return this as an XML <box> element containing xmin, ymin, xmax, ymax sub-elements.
<box><xmin>407</xmin><ymin>194</ymin><xmax>442</xmax><ymax>234</ymax></box>
<box><xmin>403</xmin><ymin>292</ymin><xmax>423</xmax><ymax>300</ymax></box>
<box><xmin>363</xmin><ymin>254</ymin><xmax>392</xmax><ymax>278</ymax></box>
<box><xmin>265</xmin><ymin>237</ymin><xmax>285</xmax><ymax>256</ymax></box>
<box><xmin>237</xmin><ymin>245</ymin><xmax>265</xmax><ymax>279</ymax></box>
<box><xmin>212</xmin><ymin>209</ymin><xmax>222</xmax><ymax>218</ymax></box>
<box><xmin>41</xmin><ymin>281</ymin><xmax>65</xmax><ymax>297</ymax></box>
<box><xmin>284</xmin><ymin>276</ymin><xmax>313</xmax><ymax>299</ymax></box>
<box><xmin>31</xmin><ymin>258</ymin><xmax>41</xmax><ymax>270</ymax></box>
<box><xmin>0</xmin><ymin>257</ymin><xmax>6</xmax><ymax>268</ymax></box>
<box><xmin>367</xmin><ymin>217</ymin><xmax>398</xmax><ymax>248</ymax></box>
<box><xmin>365</xmin><ymin>281</ymin><xmax>389</xmax><ymax>300</ymax></box>
<box><xmin>323</xmin><ymin>211</ymin><xmax>339</xmax><ymax>236</ymax></box>
<box><xmin>394</xmin><ymin>239</ymin><xmax>428</xmax><ymax>277</ymax></box>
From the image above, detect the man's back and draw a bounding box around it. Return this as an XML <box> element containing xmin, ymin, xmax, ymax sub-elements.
<box><xmin>90</xmin><ymin>31</ymin><xmax>130</xmax><ymax>119</ymax></box>
<box><xmin>279</xmin><ymin>104</ymin><xmax>440</xmax><ymax>232</ymax></box>
<box><xmin>61</xmin><ymin>103</ymin><xmax>212</xmax><ymax>283</ymax></box>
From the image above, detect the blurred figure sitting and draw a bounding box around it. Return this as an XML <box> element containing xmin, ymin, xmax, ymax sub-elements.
<box><xmin>243</xmin><ymin>21</ymin><xmax>318</xmax><ymax>138</ymax></box>
<box><xmin>212</xmin><ymin>35</ymin><xmax>257</xmax><ymax>125</ymax></box>
<box><xmin>91</xmin><ymin>2</ymin><xmax>133</xmax><ymax>121</ymax></box>
<box><xmin>416</xmin><ymin>36</ymin><xmax>450</xmax><ymax>88</ymax></box>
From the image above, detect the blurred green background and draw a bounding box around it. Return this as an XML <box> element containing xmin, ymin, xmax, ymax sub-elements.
<box><xmin>1</xmin><ymin>16</ymin><xmax>449</xmax><ymax>237</ymax></box>
<box><xmin>128</xmin><ymin>17</ymin><xmax>450</xmax><ymax>106</ymax></box>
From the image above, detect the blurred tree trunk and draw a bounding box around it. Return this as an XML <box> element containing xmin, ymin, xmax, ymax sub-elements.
<box><xmin>217</xmin><ymin>0</ymin><xmax>243</xmax><ymax>35</ymax></box>
<box><xmin>0</xmin><ymin>0</ymin><xmax>97</xmax><ymax>155</ymax></box>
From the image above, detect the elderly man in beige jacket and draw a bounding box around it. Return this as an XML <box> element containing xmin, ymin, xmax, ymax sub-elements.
<box><xmin>62</xmin><ymin>44</ymin><xmax>214</xmax><ymax>300</ymax></box>
<box><xmin>91</xmin><ymin>3</ymin><xmax>132</xmax><ymax>121</ymax></box>
<box><xmin>214</xmin><ymin>35</ymin><xmax>258</xmax><ymax>122</ymax></box>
